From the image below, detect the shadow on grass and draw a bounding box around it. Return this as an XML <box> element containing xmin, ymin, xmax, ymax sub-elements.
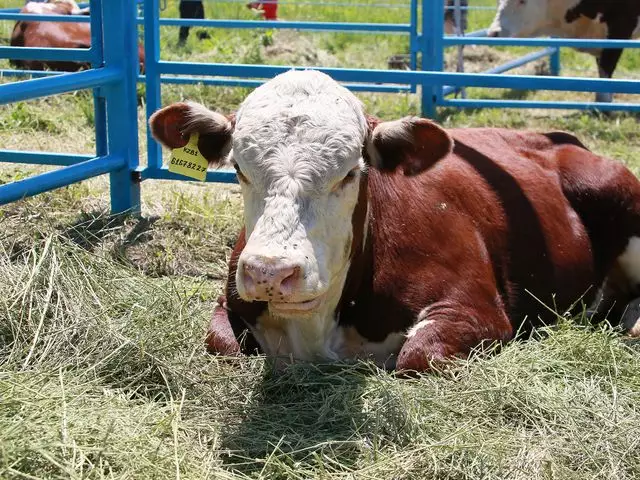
<box><xmin>219</xmin><ymin>361</ymin><xmax>409</xmax><ymax>476</ymax></box>
<box><xmin>58</xmin><ymin>210</ymin><xmax>159</xmax><ymax>252</ymax></box>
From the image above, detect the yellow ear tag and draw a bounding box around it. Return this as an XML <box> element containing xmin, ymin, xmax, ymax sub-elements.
<box><xmin>168</xmin><ymin>132</ymin><xmax>208</xmax><ymax>181</ymax></box>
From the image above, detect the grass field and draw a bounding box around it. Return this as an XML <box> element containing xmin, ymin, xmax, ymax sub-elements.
<box><xmin>1</xmin><ymin>0</ymin><xmax>640</xmax><ymax>478</ymax></box>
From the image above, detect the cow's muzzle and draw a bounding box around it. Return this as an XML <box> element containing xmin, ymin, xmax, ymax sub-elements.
<box><xmin>239</xmin><ymin>255</ymin><xmax>306</xmax><ymax>303</ymax></box>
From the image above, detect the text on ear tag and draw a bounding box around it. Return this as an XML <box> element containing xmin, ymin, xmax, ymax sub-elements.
<box><xmin>168</xmin><ymin>132</ymin><xmax>208</xmax><ymax>181</ymax></box>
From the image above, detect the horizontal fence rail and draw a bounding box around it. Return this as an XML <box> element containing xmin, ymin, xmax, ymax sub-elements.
<box><xmin>155</xmin><ymin>62</ymin><xmax>640</xmax><ymax>95</ymax></box>
<box><xmin>441</xmin><ymin>99</ymin><xmax>640</xmax><ymax>112</ymax></box>
<box><xmin>146</xmin><ymin>18</ymin><xmax>412</xmax><ymax>32</ymax></box>
<box><xmin>0</xmin><ymin>68</ymin><xmax>121</xmax><ymax>104</ymax></box>
<box><xmin>0</xmin><ymin>13</ymin><xmax>91</xmax><ymax>22</ymax></box>
<box><xmin>0</xmin><ymin>151</ymin><xmax>95</xmax><ymax>167</ymax></box>
<box><xmin>0</xmin><ymin>46</ymin><xmax>93</xmax><ymax>63</ymax></box>
<box><xmin>444</xmin><ymin>37</ymin><xmax>640</xmax><ymax>49</ymax></box>
<box><xmin>0</xmin><ymin>154</ymin><xmax>124</xmax><ymax>206</ymax></box>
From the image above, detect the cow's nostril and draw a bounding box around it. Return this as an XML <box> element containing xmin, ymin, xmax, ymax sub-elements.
<box><xmin>278</xmin><ymin>265</ymin><xmax>301</xmax><ymax>295</ymax></box>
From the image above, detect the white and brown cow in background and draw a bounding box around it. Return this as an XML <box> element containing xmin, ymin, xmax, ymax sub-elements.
<box><xmin>11</xmin><ymin>0</ymin><xmax>145</xmax><ymax>72</ymax></box>
<box><xmin>150</xmin><ymin>70</ymin><xmax>640</xmax><ymax>372</ymax></box>
<box><xmin>488</xmin><ymin>0</ymin><xmax>640</xmax><ymax>103</ymax></box>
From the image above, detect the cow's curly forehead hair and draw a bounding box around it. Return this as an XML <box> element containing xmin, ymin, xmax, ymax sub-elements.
<box><xmin>232</xmin><ymin>70</ymin><xmax>369</xmax><ymax>162</ymax></box>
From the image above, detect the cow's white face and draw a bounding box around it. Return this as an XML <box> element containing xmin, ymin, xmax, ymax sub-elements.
<box><xmin>489</xmin><ymin>0</ymin><xmax>552</xmax><ymax>38</ymax></box>
<box><xmin>230</xmin><ymin>71</ymin><xmax>368</xmax><ymax>317</ymax></box>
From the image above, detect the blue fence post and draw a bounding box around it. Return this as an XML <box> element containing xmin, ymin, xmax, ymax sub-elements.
<box><xmin>144</xmin><ymin>0</ymin><xmax>162</xmax><ymax>172</ymax></box>
<box><xmin>90</xmin><ymin>0</ymin><xmax>107</xmax><ymax>159</ymax></box>
<box><xmin>421</xmin><ymin>0</ymin><xmax>444</xmax><ymax>118</ymax></box>
<box><xmin>550</xmin><ymin>47</ymin><xmax>561</xmax><ymax>76</ymax></box>
<box><xmin>409</xmin><ymin>0</ymin><xmax>418</xmax><ymax>93</ymax></box>
<box><xmin>101</xmin><ymin>0</ymin><xmax>141</xmax><ymax>214</ymax></box>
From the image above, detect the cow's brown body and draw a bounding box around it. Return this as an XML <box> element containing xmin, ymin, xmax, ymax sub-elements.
<box><xmin>10</xmin><ymin>1</ymin><xmax>145</xmax><ymax>72</ymax></box>
<box><xmin>212</xmin><ymin>127</ymin><xmax>640</xmax><ymax>368</ymax></box>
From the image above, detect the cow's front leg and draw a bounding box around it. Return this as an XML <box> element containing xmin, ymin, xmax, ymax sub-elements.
<box><xmin>396</xmin><ymin>300</ymin><xmax>513</xmax><ymax>372</ymax></box>
<box><xmin>206</xmin><ymin>296</ymin><xmax>263</xmax><ymax>355</ymax></box>
<box><xmin>206</xmin><ymin>296</ymin><xmax>241</xmax><ymax>355</ymax></box>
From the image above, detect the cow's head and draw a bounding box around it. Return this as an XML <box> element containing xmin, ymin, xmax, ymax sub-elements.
<box><xmin>150</xmin><ymin>70</ymin><xmax>452</xmax><ymax>319</ymax></box>
<box><xmin>488</xmin><ymin>0</ymin><xmax>554</xmax><ymax>38</ymax></box>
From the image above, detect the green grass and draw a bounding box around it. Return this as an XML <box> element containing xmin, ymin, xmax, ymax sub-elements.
<box><xmin>1</xmin><ymin>233</ymin><xmax>640</xmax><ymax>479</ymax></box>
<box><xmin>1</xmin><ymin>1</ymin><xmax>640</xmax><ymax>478</ymax></box>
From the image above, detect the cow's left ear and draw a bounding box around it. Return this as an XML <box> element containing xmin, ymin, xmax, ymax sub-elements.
<box><xmin>365</xmin><ymin>116</ymin><xmax>453</xmax><ymax>175</ymax></box>
<box><xmin>149</xmin><ymin>101</ymin><xmax>234</xmax><ymax>167</ymax></box>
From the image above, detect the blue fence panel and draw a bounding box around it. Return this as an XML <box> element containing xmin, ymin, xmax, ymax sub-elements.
<box><xmin>0</xmin><ymin>0</ymin><xmax>140</xmax><ymax>214</ymax></box>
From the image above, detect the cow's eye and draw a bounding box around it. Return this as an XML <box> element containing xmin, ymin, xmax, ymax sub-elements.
<box><xmin>334</xmin><ymin>167</ymin><xmax>359</xmax><ymax>191</ymax></box>
<box><xmin>233</xmin><ymin>162</ymin><xmax>249</xmax><ymax>184</ymax></box>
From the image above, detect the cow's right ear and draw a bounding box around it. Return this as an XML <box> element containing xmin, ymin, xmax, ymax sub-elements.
<box><xmin>365</xmin><ymin>116</ymin><xmax>453</xmax><ymax>175</ymax></box>
<box><xmin>149</xmin><ymin>102</ymin><xmax>234</xmax><ymax>167</ymax></box>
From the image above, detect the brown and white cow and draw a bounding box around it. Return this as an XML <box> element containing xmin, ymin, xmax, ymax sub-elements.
<box><xmin>10</xmin><ymin>0</ymin><xmax>145</xmax><ymax>73</ymax></box>
<box><xmin>150</xmin><ymin>70</ymin><xmax>640</xmax><ymax>372</ymax></box>
<box><xmin>488</xmin><ymin>0</ymin><xmax>640</xmax><ymax>103</ymax></box>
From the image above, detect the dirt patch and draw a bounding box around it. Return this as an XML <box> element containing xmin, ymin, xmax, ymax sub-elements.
<box><xmin>444</xmin><ymin>45</ymin><xmax>547</xmax><ymax>75</ymax></box>
<box><xmin>264</xmin><ymin>30</ymin><xmax>339</xmax><ymax>67</ymax></box>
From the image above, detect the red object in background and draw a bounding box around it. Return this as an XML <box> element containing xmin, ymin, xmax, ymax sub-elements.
<box><xmin>247</xmin><ymin>0</ymin><xmax>278</xmax><ymax>20</ymax></box>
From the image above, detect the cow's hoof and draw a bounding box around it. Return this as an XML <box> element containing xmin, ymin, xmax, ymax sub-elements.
<box><xmin>621</xmin><ymin>297</ymin><xmax>640</xmax><ymax>337</ymax></box>
<box><xmin>205</xmin><ymin>296</ymin><xmax>241</xmax><ymax>355</ymax></box>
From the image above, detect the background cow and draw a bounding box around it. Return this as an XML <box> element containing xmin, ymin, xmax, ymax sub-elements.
<box><xmin>488</xmin><ymin>0</ymin><xmax>640</xmax><ymax>103</ymax></box>
<box><xmin>10</xmin><ymin>0</ymin><xmax>145</xmax><ymax>72</ymax></box>
<box><xmin>150</xmin><ymin>70</ymin><xmax>640</xmax><ymax>372</ymax></box>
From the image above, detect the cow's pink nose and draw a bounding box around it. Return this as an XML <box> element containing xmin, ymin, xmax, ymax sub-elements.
<box><xmin>241</xmin><ymin>257</ymin><xmax>302</xmax><ymax>300</ymax></box>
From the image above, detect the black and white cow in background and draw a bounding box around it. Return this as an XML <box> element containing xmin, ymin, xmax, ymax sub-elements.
<box><xmin>488</xmin><ymin>0</ymin><xmax>640</xmax><ymax>103</ymax></box>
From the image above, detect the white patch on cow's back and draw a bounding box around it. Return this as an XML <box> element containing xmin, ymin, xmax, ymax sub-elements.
<box><xmin>617</xmin><ymin>237</ymin><xmax>640</xmax><ymax>287</ymax></box>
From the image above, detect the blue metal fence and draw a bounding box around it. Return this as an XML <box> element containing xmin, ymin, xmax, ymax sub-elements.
<box><xmin>0</xmin><ymin>0</ymin><xmax>638</xmax><ymax>213</ymax></box>
<box><xmin>0</xmin><ymin>0</ymin><xmax>140</xmax><ymax>213</ymax></box>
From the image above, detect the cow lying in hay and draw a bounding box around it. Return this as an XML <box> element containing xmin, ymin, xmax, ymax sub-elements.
<box><xmin>488</xmin><ymin>0</ymin><xmax>640</xmax><ymax>103</ymax></box>
<box><xmin>150</xmin><ymin>70</ymin><xmax>640</xmax><ymax>372</ymax></box>
<box><xmin>10</xmin><ymin>0</ymin><xmax>145</xmax><ymax>73</ymax></box>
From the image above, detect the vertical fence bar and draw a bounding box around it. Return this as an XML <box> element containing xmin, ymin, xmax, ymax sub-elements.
<box><xmin>90</xmin><ymin>0</ymin><xmax>107</xmax><ymax>158</ymax></box>
<box><xmin>550</xmin><ymin>47</ymin><xmax>561</xmax><ymax>76</ymax></box>
<box><xmin>144</xmin><ymin>0</ymin><xmax>162</xmax><ymax>171</ymax></box>
<box><xmin>421</xmin><ymin>0</ymin><xmax>444</xmax><ymax>117</ymax></box>
<box><xmin>432</xmin><ymin>0</ymin><xmax>444</xmax><ymax>108</ymax></box>
<box><xmin>409</xmin><ymin>0</ymin><xmax>418</xmax><ymax>93</ymax></box>
<box><xmin>102</xmin><ymin>0</ymin><xmax>141</xmax><ymax>214</ymax></box>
